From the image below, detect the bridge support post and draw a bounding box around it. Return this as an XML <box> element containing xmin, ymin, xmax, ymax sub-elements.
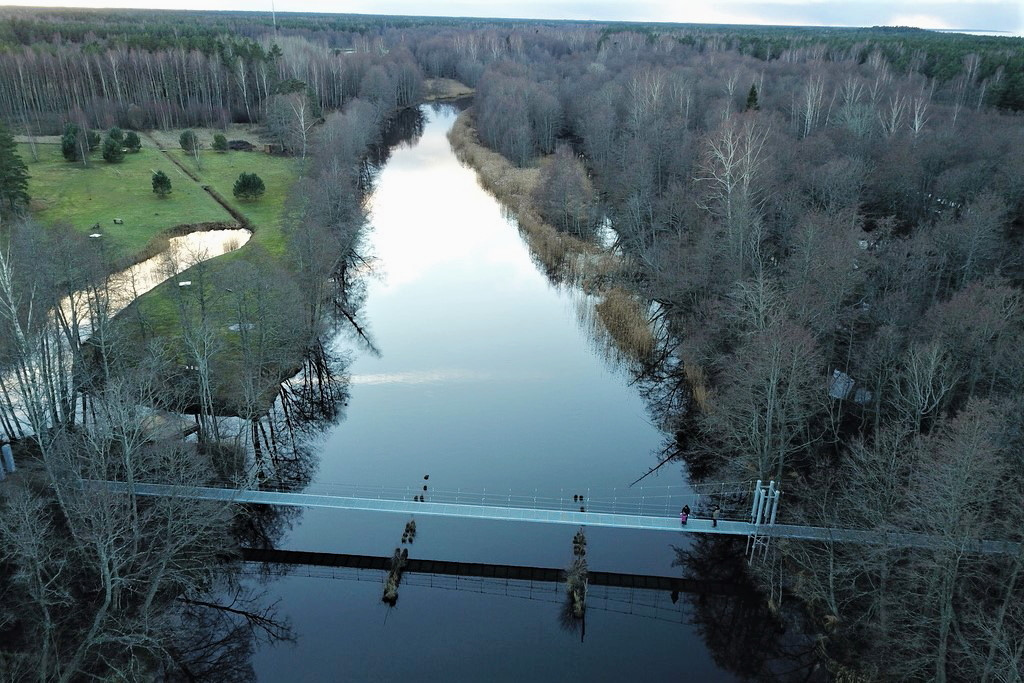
<box><xmin>748</xmin><ymin>480</ymin><xmax>782</xmax><ymax>564</ymax></box>
<box><xmin>755</xmin><ymin>485</ymin><xmax>769</xmax><ymax>526</ymax></box>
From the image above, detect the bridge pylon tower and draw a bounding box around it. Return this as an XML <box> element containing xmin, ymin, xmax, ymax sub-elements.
<box><xmin>746</xmin><ymin>479</ymin><xmax>781</xmax><ymax>563</ymax></box>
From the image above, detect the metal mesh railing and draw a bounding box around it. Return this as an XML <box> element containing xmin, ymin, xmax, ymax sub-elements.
<box><xmin>194</xmin><ymin>476</ymin><xmax>755</xmax><ymax>521</ymax></box>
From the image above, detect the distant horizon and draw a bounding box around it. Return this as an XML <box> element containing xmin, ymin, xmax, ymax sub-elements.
<box><xmin>1</xmin><ymin>1</ymin><xmax>1021</xmax><ymax>36</ymax></box>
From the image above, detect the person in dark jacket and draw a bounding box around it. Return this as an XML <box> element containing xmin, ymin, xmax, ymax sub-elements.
<box><xmin>680</xmin><ymin>505</ymin><xmax>690</xmax><ymax>525</ymax></box>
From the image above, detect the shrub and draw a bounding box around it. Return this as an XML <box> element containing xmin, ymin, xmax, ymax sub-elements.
<box><xmin>108</xmin><ymin>126</ymin><xmax>124</xmax><ymax>142</ymax></box>
<box><xmin>212</xmin><ymin>133</ymin><xmax>228</xmax><ymax>152</ymax></box>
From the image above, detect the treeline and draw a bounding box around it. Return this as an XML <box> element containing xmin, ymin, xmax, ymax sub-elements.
<box><xmin>0</xmin><ymin>8</ymin><xmax>496</xmax><ymax>51</ymax></box>
<box><xmin>0</xmin><ymin>32</ymin><xmax>422</xmax><ymax>132</ymax></box>
<box><xmin>1</xmin><ymin>9</ymin><xmax>1021</xmax><ymax>137</ymax></box>
<box><xmin>454</xmin><ymin>25</ymin><xmax>1023</xmax><ymax>681</ymax></box>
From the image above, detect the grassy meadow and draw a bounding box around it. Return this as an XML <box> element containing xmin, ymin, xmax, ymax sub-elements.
<box><xmin>19</xmin><ymin>135</ymin><xmax>303</xmax><ymax>407</ymax></box>
<box><xmin>20</xmin><ymin>143</ymin><xmax>229</xmax><ymax>264</ymax></box>
<box><xmin>128</xmin><ymin>147</ymin><xmax>301</xmax><ymax>339</ymax></box>
<box><xmin>167</xmin><ymin>148</ymin><xmax>298</xmax><ymax>256</ymax></box>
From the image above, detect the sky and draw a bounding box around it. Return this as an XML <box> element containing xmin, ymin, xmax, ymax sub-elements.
<box><xmin>2</xmin><ymin>0</ymin><xmax>1022</xmax><ymax>34</ymax></box>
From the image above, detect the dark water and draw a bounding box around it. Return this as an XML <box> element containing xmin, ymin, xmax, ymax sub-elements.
<box><xmin>250</xmin><ymin>105</ymin><xmax>750</xmax><ymax>681</ymax></box>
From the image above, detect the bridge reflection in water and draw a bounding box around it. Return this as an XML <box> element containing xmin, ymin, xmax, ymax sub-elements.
<box><xmin>241</xmin><ymin>547</ymin><xmax>758</xmax><ymax>625</ymax></box>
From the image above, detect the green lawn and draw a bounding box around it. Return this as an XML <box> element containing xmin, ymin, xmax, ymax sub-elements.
<box><xmin>168</xmin><ymin>149</ymin><xmax>300</xmax><ymax>257</ymax></box>
<box><xmin>131</xmin><ymin>150</ymin><xmax>301</xmax><ymax>357</ymax></box>
<box><xmin>20</xmin><ymin>143</ymin><xmax>229</xmax><ymax>264</ymax></box>
<box><xmin>22</xmin><ymin>138</ymin><xmax>304</xmax><ymax>414</ymax></box>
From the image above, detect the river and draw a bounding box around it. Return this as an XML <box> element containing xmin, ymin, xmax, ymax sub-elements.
<box><xmin>248</xmin><ymin>104</ymin><xmax>752</xmax><ymax>681</ymax></box>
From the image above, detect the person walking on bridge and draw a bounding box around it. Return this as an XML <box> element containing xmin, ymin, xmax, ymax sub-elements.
<box><xmin>712</xmin><ymin>504</ymin><xmax>721</xmax><ymax>528</ymax></box>
<box><xmin>680</xmin><ymin>505</ymin><xmax>690</xmax><ymax>525</ymax></box>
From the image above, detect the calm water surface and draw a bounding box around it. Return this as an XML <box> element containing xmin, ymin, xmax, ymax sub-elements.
<box><xmin>251</xmin><ymin>105</ymin><xmax>741</xmax><ymax>681</ymax></box>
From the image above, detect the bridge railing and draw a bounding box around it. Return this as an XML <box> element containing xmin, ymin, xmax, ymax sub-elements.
<box><xmin>197</xmin><ymin>477</ymin><xmax>755</xmax><ymax>520</ymax></box>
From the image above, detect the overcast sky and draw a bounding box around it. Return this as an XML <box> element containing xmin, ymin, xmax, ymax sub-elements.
<box><xmin>4</xmin><ymin>0</ymin><xmax>1022</xmax><ymax>34</ymax></box>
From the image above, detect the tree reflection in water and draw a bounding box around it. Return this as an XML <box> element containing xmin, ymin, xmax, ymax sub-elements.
<box><xmin>564</xmin><ymin>248</ymin><xmax>826</xmax><ymax>679</ymax></box>
<box><xmin>672</xmin><ymin>538</ymin><xmax>824</xmax><ymax>682</ymax></box>
<box><xmin>163</xmin><ymin>580</ymin><xmax>294</xmax><ymax>682</ymax></box>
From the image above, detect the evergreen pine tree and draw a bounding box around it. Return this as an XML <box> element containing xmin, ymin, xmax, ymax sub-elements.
<box><xmin>233</xmin><ymin>172</ymin><xmax>265</xmax><ymax>200</ymax></box>
<box><xmin>152</xmin><ymin>170</ymin><xmax>172</xmax><ymax>197</ymax></box>
<box><xmin>0</xmin><ymin>123</ymin><xmax>30</xmax><ymax>219</ymax></box>
<box><xmin>61</xmin><ymin>124</ymin><xmax>81</xmax><ymax>162</ymax></box>
<box><xmin>746</xmin><ymin>84</ymin><xmax>760</xmax><ymax>111</ymax></box>
<box><xmin>124</xmin><ymin>131</ymin><xmax>142</xmax><ymax>152</ymax></box>
<box><xmin>179</xmin><ymin>129</ymin><xmax>202</xmax><ymax>168</ymax></box>
<box><xmin>102</xmin><ymin>136</ymin><xmax>125</xmax><ymax>163</ymax></box>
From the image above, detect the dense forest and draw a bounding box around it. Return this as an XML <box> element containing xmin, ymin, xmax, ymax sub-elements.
<box><xmin>457</xmin><ymin>21</ymin><xmax>1024</xmax><ymax>682</ymax></box>
<box><xmin>0</xmin><ymin>7</ymin><xmax>1023</xmax><ymax>681</ymax></box>
<box><xmin>457</xmin><ymin>22</ymin><xmax>1023</xmax><ymax>681</ymax></box>
<box><xmin>0</xmin><ymin>7</ymin><xmax>1022</xmax><ymax>135</ymax></box>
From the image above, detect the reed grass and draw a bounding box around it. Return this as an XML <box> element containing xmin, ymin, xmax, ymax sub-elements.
<box><xmin>594</xmin><ymin>288</ymin><xmax>655</xmax><ymax>361</ymax></box>
<box><xmin>447</xmin><ymin>110</ymin><xmax>598</xmax><ymax>276</ymax></box>
<box><xmin>684</xmin><ymin>362</ymin><xmax>711</xmax><ymax>413</ymax></box>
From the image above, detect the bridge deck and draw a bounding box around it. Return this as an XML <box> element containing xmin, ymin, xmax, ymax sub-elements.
<box><xmin>109</xmin><ymin>482</ymin><xmax>1019</xmax><ymax>555</ymax></box>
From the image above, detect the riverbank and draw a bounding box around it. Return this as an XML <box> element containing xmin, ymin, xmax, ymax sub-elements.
<box><xmin>447</xmin><ymin>108</ymin><xmax>654</xmax><ymax>361</ymax></box>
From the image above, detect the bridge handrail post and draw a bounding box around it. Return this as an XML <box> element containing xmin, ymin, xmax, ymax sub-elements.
<box><xmin>750</xmin><ymin>479</ymin><xmax>762</xmax><ymax>523</ymax></box>
<box><xmin>769</xmin><ymin>483</ymin><xmax>780</xmax><ymax>526</ymax></box>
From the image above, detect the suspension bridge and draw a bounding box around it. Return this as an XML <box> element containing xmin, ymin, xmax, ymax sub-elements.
<box><xmin>97</xmin><ymin>479</ymin><xmax>1020</xmax><ymax>555</ymax></box>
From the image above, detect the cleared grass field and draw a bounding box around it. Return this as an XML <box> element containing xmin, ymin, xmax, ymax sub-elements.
<box><xmin>130</xmin><ymin>148</ymin><xmax>300</xmax><ymax>355</ymax></box>
<box><xmin>166</xmin><ymin>148</ymin><xmax>299</xmax><ymax>256</ymax></box>
<box><xmin>21</xmin><ymin>133</ymin><xmax>304</xmax><ymax>413</ymax></box>
<box><xmin>20</xmin><ymin>143</ymin><xmax>229</xmax><ymax>264</ymax></box>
